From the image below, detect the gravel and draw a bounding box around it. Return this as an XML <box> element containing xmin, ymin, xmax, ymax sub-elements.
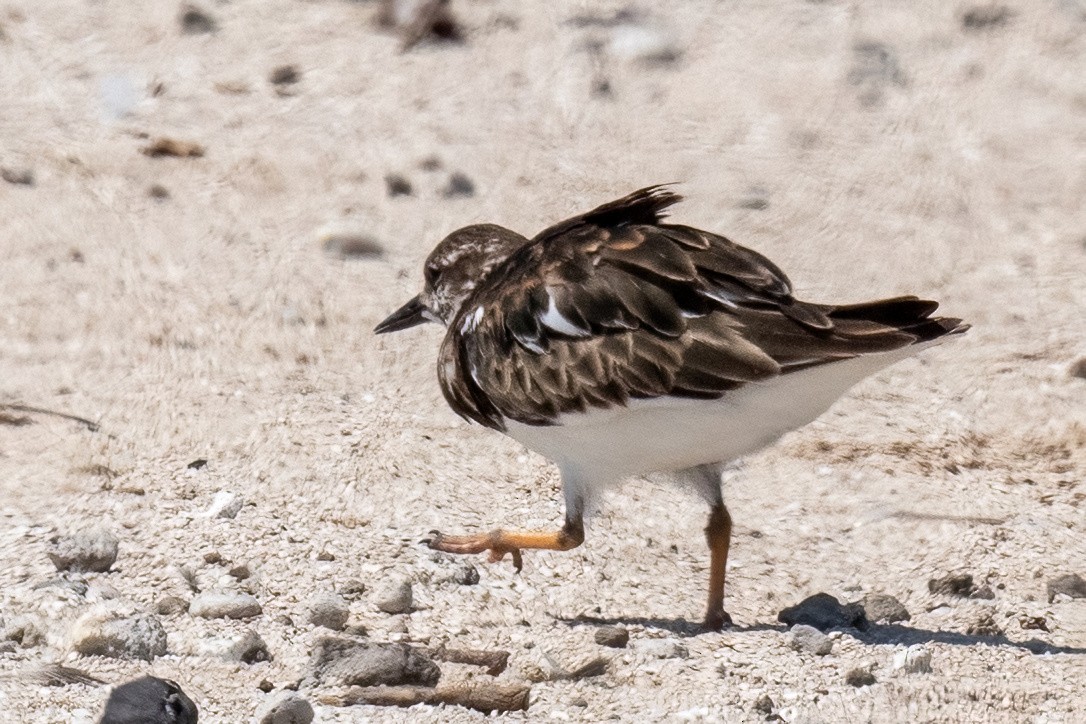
<box><xmin>307</xmin><ymin>637</ymin><xmax>441</xmax><ymax>687</ymax></box>
<box><xmin>255</xmin><ymin>691</ymin><xmax>314</xmax><ymax>724</ymax></box>
<box><xmin>70</xmin><ymin>610</ymin><xmax>167</xmax><ymax>661</ymax></box>
<box><xmin>189</xmin><ymin>591</ymin><xmax>262</xmax><ymax>619</ymax></box>
<box><xmin>46</xmin><ymin>529</ymin><xmax>118</xmax><ymax>573</ymax></box>
<box><xmin>778</xmin><ymin>593</ymin><xmax>868</xmax><ymax>631</ymax></box>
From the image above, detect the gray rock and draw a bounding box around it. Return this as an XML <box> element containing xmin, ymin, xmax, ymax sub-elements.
<box><xmin>71</xmin><ymin>611</ymin><xmax>167</xmax><ymax>661</ymax></box>
<box><xmin>632</xmin><ymin>638</ymin><xmax>688</xmax><ymax>659</ymax></box>
<box><xmin>201</xmin><ymin>628</ymin><xmax>270</xmax><ymax>663</ymax></box>
<box><xmin>1047</xmin><ymin>573</ymin><xmax>1086</xmax><ymax>602</ymax></box>
<box><xmin>859</xmin><ymin>593</ymin><xmax>910</xmax><ymax>623</ymax></box>
<box><xmin>256</xmin><ymin>691</ymin><xmax>314</xmax><ymax>724</ymax></box>
<box><xmin>752</xmin><ymin>693</ymin><xmax>775</xmax><ymax>715</ymax></box>
<box><xmin>594</xmin><ymin>625</ymin><xmax>629</xmax><ymax>648</ymax></box>
<box><xmin>101</xmin><ymin>675</ymin><xmax>198</xmax><ymax>724</ymax></box>
<box><xmin>321</xmin><ymin>231</ymin><xmax>384</xmax><ymax>260</ymax></box>
<box><xmin>338</xmin><ymin>579</ymin><xmax>366</xmax><ymax>597</ymax></box>
<box><xmin>0</xmin><ymin>641</ymin><xmax>17</xmax><ymax>654</ymax></box>
<box><xmin>961</xmin><ymin>5</ymin><xmax>1013</xmax><ymax>31</ymax></box>
<box><xmin>788</xmin><ymin>624</ymin><xmax>833</xmax><ymax>655</ymax></box>
<box><xmin>375</xmin><ymin>578</ymin><xmax>413</xmax><ymax>614</ymax></box>
<box><xmin>204</xmin><ymin>491</ymin><xmax>244</xmax><ymax>519</ymax></box>
<box><xmin>308</xmin><ymin>593</ymin><xmax>350</xmax><ymax>631</ymax></box>
<box><xmin>778</xmin><ymin>593</ymin><xmax>867</xmax><ymax>631</ymax></box>
<box><xmin>47</xmin><ymin>529</ymin><xmax>118</xmax><ymax>573</ymax></box>
<box><xmin>967</xmin><ymin>612</ymin><xmax>1003</xmax><ymax>637</ymax></box>
<box><xmin>3</xmin><ymin>615</ymin><xmax>46</xmax><ymax>647</ymax></box>
<box><xmin>442</xmin><ymin>172</ymin><xmax>475</xmax><ymax>198</ymax></box>
<box><xmin>450</xmin><ymin>561</ymin><xmax>479</xmax><ymax>586</ymax></box>
<box><xmin>1</xmin><ymin>167</ymin><xmax>35</xmax><ymax>186</ymax></box>
<box><xmin>385</xmin><ymin>174</ymin><xmax>413</xmax><ymax>197</ymax></box>
<box><xmin>308</xmin><ymin>637</ymin><xmax>440</xmax><ymax>687</ymax></box>
<box><xmin>154</xmin><ymin>596</ymin><xmax>189</xmax><ymax>616</ymax></box>
<box><xmin>33</xmin><ymin>576</ymin><xmax>89</xmax><ymax>597</ymax></box>
<box><xmin>189</xmin><ymin>591</ymin><xmax>262</xmax><ymax>619</ymax></box>
<box><xmin>893</xmin><ymin>645</ymin><xmax>932</xmax><ymax>674</ymax></box>
<box><xmin>845</xmin><ymin>667</ymin><xmax>877</xmax><ymax>687</ymax></box>
<box><xmin>928</xmin><ymin>573</ymin><xmax>976</xmax><ymax>597</ymax></box>
<box><xmin>179</xmin><ymin>4</ymin><xmax>216</xmax><ymax>35</ymax></box>
<box><xmin>1070</xmin><ymin>357</ymin><xmax>1086</xmax><ymax>380</ymax></box>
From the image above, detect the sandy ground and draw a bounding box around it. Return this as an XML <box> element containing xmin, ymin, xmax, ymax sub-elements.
<box><xmin>1</xmin><ymin>0</ymin><xmax>1085</xmax><ymax>721</ymax></box>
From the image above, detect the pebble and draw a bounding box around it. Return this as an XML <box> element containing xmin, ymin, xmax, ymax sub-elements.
<box><xmin>385</xmin><ymin>173</ymin><xmax>413</xmax><ymax>197</ymax></box>
<box><xmin>70</xmin><ymin>611</ymin><xmax>167</xmax><ymax>661</ymax></box>
<box><xmin>594</xmin><ymin>625</ymin><xmax>629</xmax><ymax>648</ymax></box>
<box><xmin>308</xmin><ymin>593</ymin><xmax>350</xmax><ymax>631</ymax></box>
<box><xmin>845</xmin><ymin>667</ymin><xmax>877</xmax><ymax>687</ymax></box>
<box><xmin>442</xmin><ymin>172</ymin><xmax>475</xmax><ymax>198</ymax></box>
<box><xmin>450</xmin><ymin>561</ymin><xmax>479</xmax><ymax>586</ymax></box>
<box><xmin>204</xmin><ymin>491</ymin><xmax>245</xmax><ymax>519</ymax></box>
<box><xmin>1047</xmin><ymin>573</ymin><xmax>1086</xmax><ymax>602</ymax></box>
<box><xmin>777</xmin><ymin>593</ymin><xmax>868</xmax><ymax>631</ymax></box>
<box><xmin>788</xmin><ymin>624</ymin><xmax>833</xmax><ymax>655</ymax></box>
<box><xmin>961</xmin><ymin>5</ymin><xmax>1012</xmax><ymax>31</ymax></box>
<box><xmin>967</xmin><ymin>612</ymin><xmax>1003</xmax><ymax>637</ymax></box>
<box><xmin>319</xmin><ymin>227</ymin><xmax>384</xmax><ymax>260</ymax></box>
<box><xmin>101</xmin><ymin>676</ymin><xmax>198</xmax><ymax>724</ymax></box>
<box><xmin>859</xmin><ymin>593</ymin><xmax>911</xmax><ymax>623</ymax></box>
<box><xmin>190</xmin><ymin>591</ymin><xmax>262</xmax><ymax>619</ymax></box>
<box><xmin>893</xmin><ymin>645</ymin><xmax>932</xmax><ymax>674</ymax></box>
<box><xmin>154</xmin><ymin>596</ymin><xmax>189</xmax><ymax>616</ymax></box>
<box><xmin>179</xmin><ymin>4</ymin><xmax>216</xmax><ymax>35</ymax></box>
<box><xmin>752</xmin><ymin>693</ymin><xmax>775</xmax><ymax>715</ymax></box>
<box><xmin>307</xmin><ymin>636</ymin><xmax>440</xmax><ymax>687</ymax></box>
<box><xmin>47</xmin><ymin>529</ymin><xmax>118</xmax><ymax>573</ymax></box>
<box><xmin>3</xmin><ymin>615</ymin><xmax>46</xmax><ymax>647</ymax></box>
<box><xmin>1069</xmin><ymin>357</ymin><xmax>1086</xmax><ymax>380</ymax></box>
<box><xmin>375</xmin><ymin>577</ymin><xmax>413</xmax><ymax>614</ymax></box>
<box><xmin>201</xmin><ymin>628</ymin><xmax>271</xmax><ymax>663</ymax></box>
<box><xmin>607</xmin><ymin>23</ymin><xmax>681</xmax><ymax>64</ymax></box>
<box><xmin>0</xmin><ymin>641</ymin><xmax>16</xmax><ymax>654</ymax></box>
<box><xmin>229</xmin><ymin>563</ymin><xmax>252</xmax><ymax>580</ymax></box>
<box><xmin>632</xmin><ymin>638</ymin><xmax>688</xmax><ymax>659</ymax></box>
<box><xmin>269</xmin><ymin>65</ymin><xmax>300</xmax><ymax>86</ymax></box>
<box><xmin>338</xmin><ymin>579</ymin><xmax>366</xmax><ymax>597</ymax></box>
<box><xmin>255</xmin><ymin>691</ymin><xmax>314</xmax><ymax>724</ymax></box>
<box><xmin>928</xmin><ymin>573</ymin><xmax>976</xmax><ymax>597</ymax></box>
<box><xmin>1</xmin><ymin>167</ymin><xmax>34</xmax><ymax>186</ymax></box>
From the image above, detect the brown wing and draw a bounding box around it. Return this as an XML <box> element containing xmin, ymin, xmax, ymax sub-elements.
<box><xmin>439</xmin><ymin>186</ymin><xmax>963</xmax><ymax>431</ymax></box>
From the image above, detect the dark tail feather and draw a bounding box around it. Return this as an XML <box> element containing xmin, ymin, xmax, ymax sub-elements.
<box><xmin>830</xmin><ymin>295</ymin><xmax>969</xmax><ymax>343</ymax></box>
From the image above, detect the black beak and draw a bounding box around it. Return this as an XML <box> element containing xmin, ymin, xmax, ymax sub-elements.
<box><xmin>374</xmin><ymin>295</ymin><xmax>430</xmax><ymax>334</ymax></box>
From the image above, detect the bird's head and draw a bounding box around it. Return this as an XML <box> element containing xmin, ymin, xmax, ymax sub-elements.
<box><xmin>374</xmin><ymin>223</ymin><xmax>530</xmax><ymax>334</ymax></box>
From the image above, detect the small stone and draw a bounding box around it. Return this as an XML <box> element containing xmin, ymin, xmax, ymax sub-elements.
<box><xmin>190</xmin><ymin>591</ymin><xmax>262</xmax><ymax>619</ymax></box>
<box><xmin>47</xmin><ymin>529</ymin><xmax>118</xmax><ymax>573</ymax></box>
<box><xmin>375</xmin><ymin>578</ymin><xmax>413</xmax><ymax>614</ymax></box>
<box><xmin>892</xmin><ymin>645</ymin><xmax>932</xmax><ymax>674</ymax></box>
<box><xmin>203</xmin><ymin>551</ymin><xmax>223</xmax><ymax>564</ymax></box>
<box><xmin>70</xmin><ymin>611</ymin><xmax>167</xmax><ymax>661</ymax></box>
<box><xmin>148</xmin><ymin>184</ymin><xmax>170</xmax><ymax>200</ymax></box>
<box><xmin>778</xmin><ymin>593</ymin><xmax>868</xmax><ymax>631</ymax></box>
<box><xmin>419</xmin><ymin>155</ymin><xmax>442</xmax><ymax>171</ymax></box>
<box><xmin>154</xmin><ymin>596</ymin><xmax>189</xmax><ymax>616</ymax></box>
<box><xmin>269</xmin><ymin>65</ymin><xmax>300</xmax><ymax>86</ymax></box>
<box><xmin>385</xmin><ymin>173</ymin><xmax>413</xmax><ymax>197</ymax></box>
<box><xmin>316</xmin><ymin>550</ymin><xmax>335</xmax><ymax>562</ymax></box>
<box><xmin>859</xmin><ymin>593</ymin><xmax>910</xmax><ymax>623</ymax></box>
<box><xmin>3</xmin><ymin>616</ymin><xmax>46</xmax><ymax>648</ymax></box>
<box><xmin>594</xmin><ymin>625</ymin><xmax>629</xmax><ymax>648</ymax></box>
<box><xmin>967</xmin><ymin>613</ymin><xmax>1003</xmax><ymax>637</ymax></box>
<box><xmin>1047</xmin><ymin>573</ymin><xmax>1086</xmax><ymax>602</ymax></box>
<box><xmin>442</xmin><ymin>172</ymin><xmax>475</xmax><ymax>198</ymax></box>
<box><xmin>451</xmin><ymin>561</ymin><xmax>479</xmax><ymax>586</ymax></box>
<box><xmin>971</xmin><ymin>585</ymin><xmax>995</xmax><ymax>600</ymax></box>
<box><xmin>845</xmin><ymin>667</ymin><xmax>877</xmax><ymax>687</ymax></box>
<box><xmin>33</xmin><ymin>577</ymin><xmax>89</xmax><ymax>597</ymax></box>
<box><xmin>788</xmin><ymin>624</ymin><xmax>834</xmax><ymax>656</ymax></box>
<box><xmin>229</xmin><ymin>563</ymin><xmax>251</xmax><ymax>580</ymax></box>
<box><xmin>102</xmin><ymin>676</ymin><xmax>198</xmax><ymax>724</ymax></box>
<box><xmin>607</xmin><ymin>23</ymin><xmax>681</xmax><ymax>64</ymax></box>
<box><xmin>1</xmin><ymin>167</ymin><xmax>34</xmax><ymax>186</ymax></box>
<box><xmin>961</xmin><ymin>5</ymin><xmax>1012</xmax><ymax>31</ymax></box>
<box><xmin>752</xmin><ymin>693</ymin><xmax>775</xmax><ymax>715</ymax></box>
<box><xmin>1069</xmin><ymin>357</ymin><xmax>1086</xmax><ymax>380</ymax></box>
<box><xmin>141</xmin><ymin>137</ymin><xmax>205</xmax><ymax>158</ymax></box>
<box><xmin>256</xmin><ymin>691</ymin><xmax>314</xmax><ymax>724</ymax></box>
<box><xmin>928</xmin><ymin>573</ymin><xmax>976</xmax><ymax>597</ymax></box>
<box><xmin>632</xmin><ymin>638</ymin><xmax>687</xmax><ymax>659</ymax></box>
<box><xmin>179</xmin><ymin>4</ymin><xmax>216</xmax><ymax>34</ymax></box>
<box><xmin>320</xmin><ymin>229</ymin><xmax>384</xmax><ymax>259</ymax></box>
<box><xmin>338</xmin><ymin>579</ymin><xmax>366</xmax><ymax>597</ymax></box>
<box><xmin>308</xmin><ymin>593</ymin><xmax>350</xmax><ymax>631</ymax></box>
<box><xmin>307</xmin><ymin>636</ymin><xmax>440</xmax><ymax>687</ymax></box>
<box><xmin>258</xmin><ymin>679</ymin><xmax>275</xmax><ymax>693</ymax></box>
<box><xmin>204</xmin><ymin>491</ymin><xmax>244</xmax><ymax>519</ymax></box>
<box><xmin>187</xmin><ymin>458</ymin><xmax>208</xmax><ymax>470</ymax></box>
<box><xmin>0</xmin><ymin>641</ymin><xmax>17</xmax><ymax>654</ymax></box>
<box><xmin>1020</xmin><ymin>614</ymin><xmax>1049</xmax><ymax>632</ymax></box>
<box><xmin>202</xmin><ymin>628</ymin><xmax>271</xmax><ymax>663</ymax></box>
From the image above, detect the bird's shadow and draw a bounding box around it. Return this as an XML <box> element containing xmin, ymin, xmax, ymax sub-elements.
<box><xmin>560</xmin><ymin>614</ymin><xmax>1086</xmax><ymax>655</ymax></box>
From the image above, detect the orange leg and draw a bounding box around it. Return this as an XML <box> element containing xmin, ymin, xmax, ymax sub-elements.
<box><xmin>704</xmin><ymin>503</ymin><xmax>734</xmax><ymax>631</ymax></box>
<box><xmin>427</xmin><ymin>517</ymin><xmax>584</xmax><ymax>572</ymax></box>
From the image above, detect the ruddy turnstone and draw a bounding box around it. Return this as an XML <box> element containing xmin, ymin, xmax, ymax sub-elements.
<box><xmin>376</xmin><ymin>185</ymin><xmax>967</xmax><ymax>630</ymax></box>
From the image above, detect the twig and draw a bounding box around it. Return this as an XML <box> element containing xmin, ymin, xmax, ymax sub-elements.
<box><xmin>428</xmin><ymin>646</ymin><xmax>510</xmax><ymax>676</ymax></box>
<box><xmin>0</xmin><ymin>404</ymin><xmax>100</xmax><ymax>432</ymax></box>
<box><xmin>320</xmin><ymin>682</ymin><xmax>530</xmax><ymax>713</ymax></box>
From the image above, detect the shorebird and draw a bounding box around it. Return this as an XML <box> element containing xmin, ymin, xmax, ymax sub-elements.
<box><xmin>375</xmin><ymin>185</ymin><xmax>966</xmax><ymax>630</ymax></box>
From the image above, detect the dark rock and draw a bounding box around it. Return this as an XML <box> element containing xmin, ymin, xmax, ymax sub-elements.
<box><xmin>148</xmin><ymin>184</ymin><xmax>170</xmax><ymax>200</ymax></box>
<box><xmin>229</xmin><ymin>564</ymin><xmax>251</xmax><ymax>580</ymax></box>
<box><xmin>971</xmin><ymin>585</ymin><xmax>995</xmax><ymax>600</ymax></box>
<box><xmin>1</xmin><ymin>167</ymin><xmax>34</xmax><ymax>186</ymax></box>
<box><xmin>928</xmin><ymin>573</ymin><xmax>976</xmax><ymax>597</ymax></box>
<box><xmin>844</xmin><ymin>667</ymin><xmax>876</xmax><ymax>687</ymax></box>
<box><xmin>100</xmin><ymin>676</ymin><xmax>198</xmax><ymax>724</ymax></box>
<box><xmin>752</xmin><ymin>693</ymin><xmax>775</xmax><ymax>715</ymax></box>
<box><xmin>443</xmin><ymin>172</ymin><xmax>475</xmax><ymax>198</ymax></box>
<box><xmin>1047</xmin><ymin>573</ymin><xmax>1086</xmax><ymax>602</ymax></box>
<box><xmin>385</xmin><ymin>174</ymin><xmax>413</xmax><ymax>197</ymax></box>
<box><xmin>203</xmin><ymin>551</ymin><xmax>223</xmax><ymax>564</ymax></box>
<box><xmin>594</xmin><ymin>625</ymin><xmax>629</xmax><ymax>648</ymax></box>
<box><xmin>967</xmin><ymin>613</ymin><xmax>1003</xmax><ymax>637</ymax></box>
<box><xmin>187</xmin><ymin>458</ymin><xmax>207</xmax><ymax>470</ymax></box>
<box><xmin>451</xmin><ymin>561</ymin><xmax>479</xmax><ymax>586</ymax></box>
<box><xmin>269</xmin><ymin>65</ymin><xmax>300</xmax><ymax>86</ymax></box>
<box><xmin>858</xmin><ymin>593</ymin><xmax>910</xmax><ymax>623</ymax></box>
<box><xmin>321</xmin><ymin>232</ymin><xmax>384</xmax><ymax>260</ymax></box>
<box><xmin>316</xmin><ymin>550</ymin><xmax>335</xmax><ymax>562</ymax></box>
<box><xmin>47</xmin><ymin>529</ymin><xmax>118</xmax><ymax>573</ymax></box>
<box><xmin>307</xmin><ymin>637</ymin><xmax>440</xmax><ymax>687</ymax></box>
<box><xmin>1070</xmin><ymin>357</ymin><xmax>1086</xmax><ymax>380</ymax></box>
<box><xmin>777</xmin><ymin>593</ymin><xmax>867</xmax><ymax>631</ymax></box>
<box><xmin>1020</xmin><ymin>614</ymin><xmax>1049</xmax><ymax>632</ymax></box>
<box><xmin>961</xmin><ymin>5</ymin><xmax>1012</xmax><ymax>31</ymax></box>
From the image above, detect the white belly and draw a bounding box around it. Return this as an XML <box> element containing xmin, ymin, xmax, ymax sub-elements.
<box><xmin>504</xmin><ymin>346</ymin><xmax>931</xmax><ymax>485</ymax></box>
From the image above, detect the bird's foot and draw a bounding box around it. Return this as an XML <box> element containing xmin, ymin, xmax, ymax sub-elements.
<box><xmin>703</xmin><ymin>608</ymin><xmax>734</xmax><ymax>632</ymax></box>
<box><xmin>424</xmin><ymin>530</ymin><xmax>524</xmax><ymax>571</ymax></box>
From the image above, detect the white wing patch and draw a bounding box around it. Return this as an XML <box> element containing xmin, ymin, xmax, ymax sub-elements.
<box><xmin>460</xmin><ymin>305</ymin><xmax>485</xmax><ymax>334</ymax></box>
<box><xmin>539</xmin><ymin>290</ymin><xmax>590</xmax><ymax>337</ymax></box>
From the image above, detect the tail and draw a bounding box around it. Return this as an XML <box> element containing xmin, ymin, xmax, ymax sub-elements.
<box><xmin>830</xmin><ymin>296</ymin><xmax>969</xmax><ymax>344</ymax></box>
